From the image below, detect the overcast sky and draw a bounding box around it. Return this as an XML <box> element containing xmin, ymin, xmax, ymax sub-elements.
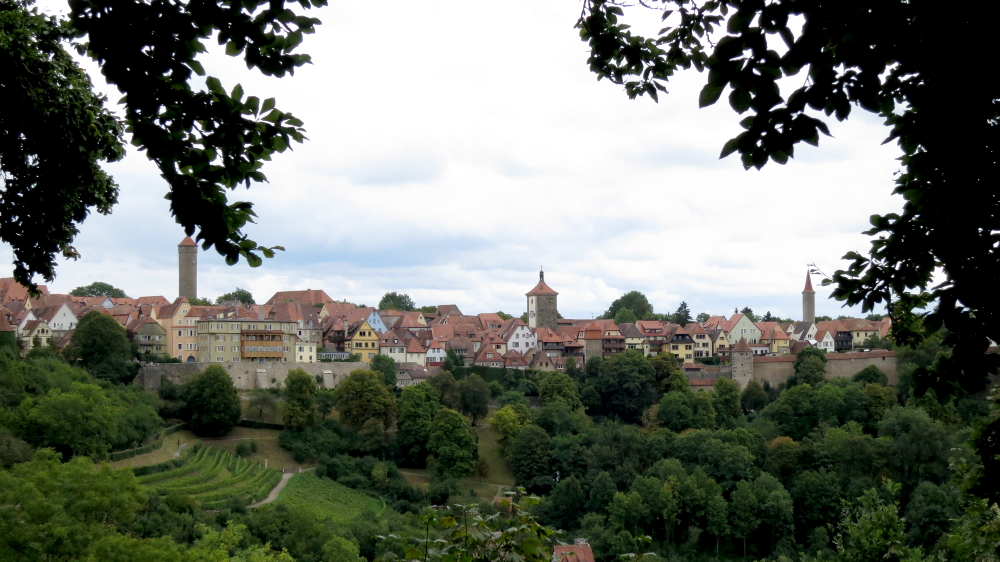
<box><xmin>9</xmin><ymin>0</ymin><xmax>904</xmax><ymax>321</ymax></box>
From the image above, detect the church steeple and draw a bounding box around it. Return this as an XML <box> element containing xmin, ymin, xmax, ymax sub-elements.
<box><xmin>539</xmin><ymin>267</ymin><xmax>544</xmax><ymax>283</ymax></box>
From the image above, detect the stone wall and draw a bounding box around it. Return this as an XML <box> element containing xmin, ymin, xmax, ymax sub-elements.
<box><xmin>135</xmin><ymin>362</ymin><xmax>368</xmax><ymax>391</ymax></box>
<box><xmin>752</xmin><ymin>350</ymin><xmax>897</xmax><ymax>386</ymax></box>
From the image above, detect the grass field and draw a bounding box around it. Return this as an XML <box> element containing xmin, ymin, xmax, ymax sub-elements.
<box><xmin>273</xmin><ymin>472</ymin><xmax>383</xmax><ymax>522</ymax></box>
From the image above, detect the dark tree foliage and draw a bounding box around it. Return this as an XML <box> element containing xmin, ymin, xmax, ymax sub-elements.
<box><xmin>671</xmin><ymin>301</ymin><xmax>692</xmax><ymax>325</ymax></box>
<box><xmin>593</xmin><ymin>350</ymin><xmax>657</xmax><ymax>423</ymax></box>
<box><xmin>215</xmin><ymin>288</ymin><xmax>254</xmax><ymax>305</ymax></box>
<box><xmin>62</xmin><ymin>311</ymin><xmax>135</xmax><ymax>384</ymax></box>
<box><xmin>853</xmin><ymin>365</ymin><xmax>889</xmax><ymax>386</ymax></box>
<box><xmin>0</xmin><ymin>2</ymin><xmax>124</xmax><ymax>287</ymax></box>
<box><xmin>370</xmin><ymin>354</ymin><xmax>397</xmax><ymax>390</ymax></box>
<box><xmin>2</xmin><ymin>0</ymin><xmax>318</xmax><ymax>289</ymax></box>
<box><xmin>69</xmin><ymin>282</ymin><xmax>129</xmax><ymax>298</ymax></box>
<box><xmin>458</xmin><ymin>374</ymin><xmax>490</xmax><ymax>425</ymax></box>
<box><xmin>577</xmin><ymin>0</ymin><xmax>1000</xmax><ymax>497</ymax></box>
<box><xmin>510</xmin><ymin>425</ymin><xmax>553</xmax><ymax>492</ymax></box>
<box><xmin>601</xmin><ymin>291</ymin><xmax>653</xmax><ymax>320</ymax></box>
<box><xmin>185</xmin><ymin>364</ymin><xmax>241</xmax><ymax>437</ymax></box>
<box><xmin>378</xmin><ymin>292</ymin><xmax>415</xmax><ymax>311</ymax></box>
<box><xmin>282</xmin><ymin>368</ymin><xmax>317</xmax><ymax>430</ymax></box>
<box><xmin>741</xmin><ymin>379</ymin><xmax>769</xmax><ymax>413</ymax></box>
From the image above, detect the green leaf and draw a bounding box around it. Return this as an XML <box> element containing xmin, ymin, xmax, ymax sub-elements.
<box><xmin>231</xmin><ymin>83</ymin><xmax>243</xmax><ymax>101</ymax></box>
<box><xmin>262</xmin><ymin>98</ymin><xmax>276</xmax><ymax>113</ymax></box>
<box><xmin>699</xmin><ymin>84</ymin><xmax>725</xmax><ymax>108</ymax></box>
<box><xmin>225</xmin><ymin>41</ymin><xmax>242</xmax><ymax>56</ymax></box>
<box><xmin>720</xmin><ymin>136</ymin><xmax>741</xmax><ymax>158</ymax></box>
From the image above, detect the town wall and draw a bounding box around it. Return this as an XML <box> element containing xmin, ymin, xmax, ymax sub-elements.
<box><xmin>135</xmin><ymin>362</ymin><xmax>367</xmax><ymax>391</ymax></box>
<box><xmin>751</xmin><ymin>350</ymin><xmax>897</xmax><ymax>386</ymax></box>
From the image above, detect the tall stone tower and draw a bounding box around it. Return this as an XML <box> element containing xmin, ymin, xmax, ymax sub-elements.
<box><xmin>178</xmin><ymin>236</ymin><xmax>198</xmax><ymax>300</ymax></box>
<box><xmin>526</xmin><ymin>268</ymin><xmax>558</xmax><ymax>331</ymax></box>
<box><xmin>730</xmin><ymin>337</ymin><xmax>754</xmax><ymax>389</ymax></box>
<box><xmin>802</xmin><ymin>269</ymin><xmax>816</xmax><ymax>323</ymax></box>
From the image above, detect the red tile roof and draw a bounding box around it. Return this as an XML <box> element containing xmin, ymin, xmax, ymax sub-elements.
<box><xmin>525</xmin><ymin>280</ymin><xmax>558</xmax><ymax>296</ymax></box>
<box><xmin>179</xmin><ymin>236</ymin><xmax>197</xmax><ymax>247</ymax></box>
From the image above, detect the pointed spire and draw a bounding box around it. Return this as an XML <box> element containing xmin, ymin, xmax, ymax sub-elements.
<box><xmin>539</xmin><ymin>267</ymin><xmax>544</xmax><ymax>283</ymax></box>
<box><xmin>803</xmin><ymin>270</ymin><xmax>815</xmax><ymax>293</ymax></box>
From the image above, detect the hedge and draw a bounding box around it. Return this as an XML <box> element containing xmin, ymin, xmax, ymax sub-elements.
<box><xmin>238</xmin><ymin>420</ymin><xmax>284</xmax><ymax>430</ymax></box>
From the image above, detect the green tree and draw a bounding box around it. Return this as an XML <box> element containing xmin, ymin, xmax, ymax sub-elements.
<box><xmin>427</xmin><ymin>408</ymin><xmax>477</xmax><ymax>478</ymax></box>
<box><xmin>788</xmin><ymin>355</ymin><xmax>827</xmax><ymax>387</ymax></box>
<box><xmin>0</xmin><ymin>450</ymin><xmax>147</xmax><ymax>561</ymax></box>
<box><xmin>334</xmin><ymin>369</ymin><xmax>397</xmax><ymax>430</ymax></box>
<box><xmin>565</xmin><ymin>356</ymin><xmax>583</xmax><ymax>382</ymax></box>
<box><xmin>602</xmin><ymin>291</ymin><xmax>653</xmax><ymax>320</ymax></box>
<box><xmin>904</xmin><ymin>481</ymin><xmax>958</xmax><ymax>550</ymax></box>
<box><xmin>488</xmin><ymin>404</ymin><xmax>531</xmax><ymax>454</ymax></box>
<box><xmin>185</xmin><ymin>364</ymin><xmax>241</xmax><ymax>437</ymax></box>
<box><xmin>594</xmin><ymin>350</ymin><xmax>657</xmax><ymax>423</ymax></box>
<box><xmin>316</xmin><ymin>388</ymin><xmax>336</xmax><ymax>419</ymax></box>
<box><xmin>378</xmin><ymin>292</ymin><xmax>415</xmax><ymax>311</ymax></box>
<box><xmin>458</xmin><ymin>374</ymin><xmax>490</xmax><ymax>425</ymax></box>
<box><xmin>3</xmin><ymin>0</ymin><xmax>315</xmax><ymax>289</ymax></box>
<box><xmin>15</xmin><ymin>382</ymin><xmax>121</xmax><ymax>459</ymax></box>
<box><xmin>62</xmin><ymin>311</ymin><xmax>134</xmax><ymax>383</ymax></box>
<box><xmin>323</xmin><ymin>536</ymin><xmax>365</xmax><ymax>562</ymax></box>
<box><xmin>397</xmin><ymin>382</ymin><xmax>439</xmax><ymax>464</ymax></box>
<box><xmin>739</xmin><ymin>307</ymin><xmax>758</xmax><ymax>323</ymax></box>
<box><xmin>696</xmin><ymin>312</ymin><xmax>710</xmax><ymax>323</ymax></box>
<box><xmin>671</xmin><ymin>301</ymin><xmax>693</xmax><ymax>325</ymax></box>
<box><xmin>876</xmin><ymin>406</ymin><xmax>952</xmax><ymax>489</ymax></box>
<box><xmin>741</xmin><ymin>379</ymin><xmax>769</xmax><ymax>413</ymax></box>
<box><xmin>215</xmin><ymin>287</ymin><xmax>254</xmax><ymax>305</ymax></box>
<box><xmin>730</xmin><ymin>480</ymin><xmax>760</xmax><ymax>557</ymax></box>
<box><xmin>657</xmin><ymin>392</ymin><xmax>693</xmax><ymax>432</ymax></box>
<box><xmin>853</xmin><ymin>365</ymin><xmax>889</xmax><ymax>385</ymax></box>
<box><xmin>714</xmin><ymin>377</ymin><xmax>743</xmax><ymax>428</ymax></box>
<box><xmin>442</xmin><ymin>347</ymin><xmax>465</xmax><ymax>372</ymax></box>
<box><xmin>70</xmin><ymin>282</ymin><xmax>129</xmax><ymax>298</ymax></box>
<box><xmin>577</xmin><ymin>0</ymin><xmax>1000</xmax><ymax>425</ymax></box>
<box><xmin>427</xmin><ymin>370</ymin><xmax>461</xmax><ymax>409</ymax></box>
<box><xmin>540</xmin><ymin>476</ymin><xmax>587</xmax><ymax>530</ymax></box>
<box><xmin>835</xmin><ymin>482</ymin><xmax>922</xmax><ymax>562</ymax></box>
<box><xmin>370</xmin><ymin>354</ymin><xmax>397</xmax><ymax>389</ymax></box>
<box><xmin>282</xmin><ymin>368</ymin><xmax>317</xmax><ymax>430</ymax></box>
<box><xmin>247</xmin><ymin>388</ymin><xmax>278</xmax><ymax>420</ymax></box>
<box><xmin>538</xmin><ymin>371</ymin><xmax>583</xmax><ymax>410</ymax></box>
<box><xmin>613</xmin><ymin>307</ymin><xmax>637</xmax><ymax>325</ymax></box>
<box><xmin>588</xmin><ymin>470</ymin><xmax>617</xmax><ymax>513</ymax></box>
<box><xmin>510</xmin><ymin>425</ymin><xmax>553</xmax><ymax>491</ymax></box>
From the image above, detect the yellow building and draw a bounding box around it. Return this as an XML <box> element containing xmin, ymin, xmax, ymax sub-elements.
<box><xmin>327</xmin><ymin>320</ymin><xmax>381</xmax><ymax>362</ymax></box>
<box><xmin>198</xmin><ymin>317</ymin><xmax>298</xmax><ymax>363</ymax></box>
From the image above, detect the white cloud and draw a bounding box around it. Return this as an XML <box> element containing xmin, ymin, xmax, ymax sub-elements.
<box><xmin>8</xmin><ymin>0</ymin><xmax>903</xmax><ymax>321</ymax></box>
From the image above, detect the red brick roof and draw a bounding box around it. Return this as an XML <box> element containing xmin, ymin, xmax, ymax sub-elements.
<box><xmin>525</xmin><ymin>280</ymin><xmax>558</xmax><ymax>296</ymax></box>
<box><xmin>803</xmin><ymin>270</ymin><xmax>815</xmax><ymax>293</ymax></box>
<box><xmin>732</xmin><ymin>337</ymin><xmax>752</xmax><ymax>352</ymax></box>
<box><xmin>179</xmin><ymin>236</ymin><xmax>197</xmax><ymax>247</ymax></box>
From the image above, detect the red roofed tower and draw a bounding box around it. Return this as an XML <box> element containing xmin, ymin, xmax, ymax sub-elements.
<box><xmin>526</xmin><ymin>268</ymin><xmax>558</xmax><ymax>331</ymax></box>
<box><xmin>178</xmin><ymin>236</ymin><xmax>198</xmax><ymax>301</ymax></box>
<box><xmin>802</xmin><ymin>269</ymin><xmax>816</xmax><ymax>323</ymax></box>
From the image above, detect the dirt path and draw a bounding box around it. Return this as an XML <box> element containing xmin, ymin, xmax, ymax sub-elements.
<box><xmin>173</xmin><ymin>443</ymin><xmax>188</xmax><ymax>459</ymax></box>
<box><xmin>250</xmin><ymin>472</ymin><xmax>294</xmax><ymax>508</ymax></box>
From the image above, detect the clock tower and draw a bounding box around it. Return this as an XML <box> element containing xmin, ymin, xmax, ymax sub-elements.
<box><xmin>526</xmin><ymin>268</ymin><xmax>558</xmax><ymax>331</ymax></box>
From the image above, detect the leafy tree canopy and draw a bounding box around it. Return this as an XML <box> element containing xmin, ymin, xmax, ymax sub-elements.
<box><xmin>671</xmin><ymin>301</ymin><xmax>692</xmax><ymax>325</ymax></box>
<box><xmin>334</xmin><ymin>369</ymin><xmax>397</xmax><ymax>429</ymax></box>
<box><xmin>602</xmin><ymin>291</ymin><xmax>653</xmax><ymax>320</ymax></box>
<box><xmin>370</xmin><ymin>354</ymin><xmax>397</xmax><ymax>389</ymax></box>
<box><xmin>427</xmin><ymin>408</ymin><xmax>477</xmax><ymax>479</ymax></box>
<box><xmin>185</xmin><ymin>364</ymin><xmax>241</xmax><ymax>437</ymax></box>
<box><xmin>62</xmin><ymin>311</ymin><xmax>134</xmax><ymax>383</ymax></box>
<box><xmin>378</xmin><ymin>292</ymin><xmax>415</xmax><ymax>311</ymax></box>
<box><xmin>282</xmin><ymin>368</ymin><xmax>317</xmax><ymax>430</ymax></box>
<box><xmin>215</xmin><ymin>287</ymin><xmax>254</xmax><ymax>305</ymax></box>
<box><xmin>69</xmin><ymin>282</ymin><xmax>129</xmax><ymax>298</ymax></box>
<box><xmin>577</xmin><ymin>0</ymin><xmax>1000</xmax><ymax>495</ymax></box>
<box><xmin>3</xmin><ymin>0</ymin><xmax>318</xmax><ymax>290</ymax></box>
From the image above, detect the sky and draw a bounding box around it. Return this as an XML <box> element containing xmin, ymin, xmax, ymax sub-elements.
<box><xmin>7</xmin><ymin>0</ymin><xmax>905</xmax><ymax>321</ymax></box>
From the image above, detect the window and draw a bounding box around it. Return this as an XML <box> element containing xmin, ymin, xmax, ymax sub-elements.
<box><xmin>156</xmin><ymin>335</ymin><xmax>163</xmax><ymax>340</ymax></box>
<box><xmin>368</xmin><ymin>352</ymin><xmax>375</xmax><ymax>359</ymax></box>
<box><xmin>265</xmin><ymin>324</ymin><xmax>273</xmax><ymax>330</ymax></box>
<box><xmin>216</xmin><ymin>346</ymin><xmax>224</xmax><ymax>352</ymax></box>
<box><xmin>186</xmin><ymin>343</ymin><xmax>197</xmax><ymax>350</ymax></box>
<box><xmin>216</xmin><ymin>357</ymin><xmax>224</xmax><ymax>362</ymax></box>
<box><xmin>233</xmin><ymin>346</ymin><xmax>240</xmax><ymax>352</ymax></box>
<box><xmin>672</xmin><ymin>345</ymin><xmax>678</xmax><ymax>350</ymax></box>
<box><xmin>178</xmin><ymin>344</ymin><xmax>182</xmax><ymax>350</ymax></box>
<box><xmin>177</xmin><ymin>330</ymin><xmax>182</xmax><ymax>337</ymax></box>
<box><xmin>187</xmin><ymin>330</ymin><xmax>195</xmax><ymax>337</ymax></box>
<box><xmin>216</xmin><ymin>335</ymin><xmax>223</xmax><ymax>341</ymax></box>
<box><xmin>177</xmin><ymin>319</ymin><xmax>183</xmax><ymax>325</ymax></box>
<box><xmin>298</xmin><ymin>346</ymin><xmax>303</xmax><ymax>352</ymax></box>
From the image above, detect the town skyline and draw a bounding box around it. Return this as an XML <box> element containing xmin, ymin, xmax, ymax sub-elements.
<box><xmin>7</xmin><ymin>0</ymin><xmax>899</xmax><ymax>322</ymax></box>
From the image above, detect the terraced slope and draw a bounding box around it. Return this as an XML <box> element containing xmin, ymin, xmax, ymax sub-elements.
<box><xmin>134</xmin><ymin>445</ymin><xmax>281</xmax><ymax>509</ymax></box>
